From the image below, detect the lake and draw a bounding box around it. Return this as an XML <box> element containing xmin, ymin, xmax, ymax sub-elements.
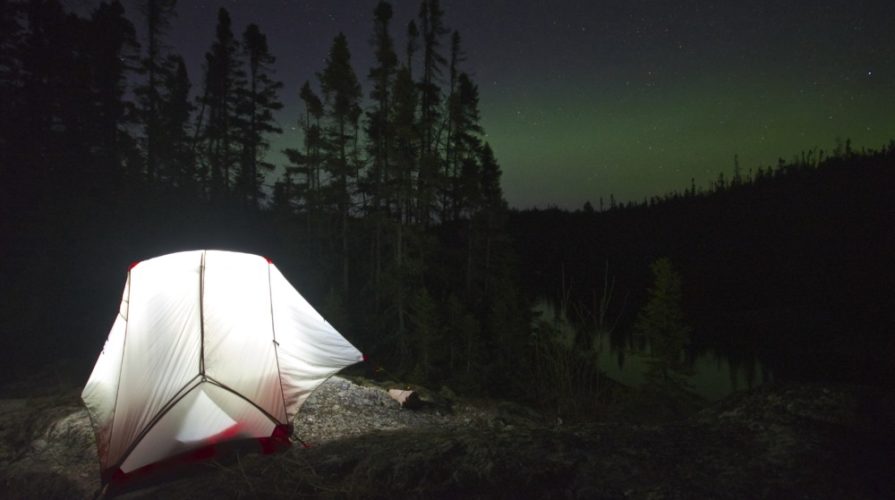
<box><xmin>533</xmin><ymin>298</ymin><xmax>773</xmax><ymax>401</ymax></box>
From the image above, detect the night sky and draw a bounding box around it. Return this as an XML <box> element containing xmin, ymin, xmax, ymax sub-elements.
<box><xmin>75</xmin><ymin>0</ymin><xmax>895</xmax><ymax>208</ymax></box>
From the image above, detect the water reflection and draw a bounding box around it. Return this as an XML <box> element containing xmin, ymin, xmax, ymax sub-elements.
<box><xmin>533</xmin><ymin>298</ymin><xmax>772</xmax><ymax>401</ymax></box>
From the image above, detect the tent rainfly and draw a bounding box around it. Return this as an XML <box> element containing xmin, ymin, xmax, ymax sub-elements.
<box><xmin>81</xmin><ymin>250</ymin><xmax>363</xmax><ymax>483</ymax></box>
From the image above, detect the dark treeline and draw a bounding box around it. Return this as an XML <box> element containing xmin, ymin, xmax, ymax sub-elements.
<box><xmin>512</xmin><ymin>142</ymin><xmax>895</xmax><ymax>389</ymax></box>
<box><xmin>2</xmin><ymin>0</ymin><xmax>892</xmax><ymax>417</ymax></box>
<box><xmin>0</xmin><ymin>0</ymin><xmax>529</xmax><ymax>401</ymax></box>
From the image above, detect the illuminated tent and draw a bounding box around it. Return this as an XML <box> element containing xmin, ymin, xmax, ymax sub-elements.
<box><xmin>81</xmin><ymin>250</ymin><xmax>363</xmax><ymax>483</ymax></box>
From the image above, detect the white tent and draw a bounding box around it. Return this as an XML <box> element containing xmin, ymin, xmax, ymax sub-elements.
<box><xmin>81</xmin><ymin>250</ymin><xmax>362</xmax><ymax>483</ymax></box>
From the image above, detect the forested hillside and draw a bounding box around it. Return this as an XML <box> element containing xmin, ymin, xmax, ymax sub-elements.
<box><xmin>511</xmin><ymin>143</ymin><xmax>895</xmax><ymax>388</ymax></box>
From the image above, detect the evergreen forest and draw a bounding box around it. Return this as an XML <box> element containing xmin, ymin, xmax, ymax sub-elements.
<box><xmin>1</xmin><ymin>0</ymin><xmax>893</xmax><ymax>420</ymax></box>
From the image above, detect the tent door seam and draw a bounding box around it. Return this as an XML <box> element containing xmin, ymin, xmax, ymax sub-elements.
<box><xmin>204</xmin><ymin>376</ymin><xmax>284</xmax><ymax>427</ymax></box>
<box><xmin>199</xmin><ymin>250</ymin><xmax>206</xmax><ymax>378</ymax></box>
<box><xmin>110</xmin><ymin>376</ymin><xmax>203</xmax><ymax>476</ymax></box>
<box><xmin>103</xmin><ymin>271</ymin><xmax>132</xmax><ymax>478</ymax></box>
<box><xmin>267</xmin><ymin>263</ymin><xmax>289</xmax><ymax>423</ymax></box>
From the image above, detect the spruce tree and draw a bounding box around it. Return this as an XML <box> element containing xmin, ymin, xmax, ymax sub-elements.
<box><xmin>633</xmin><ymin>257</ymin><xmax>693</xmax><ymax>388</ymax></box>
<box><xmin>442</xmin><ymin>30</ymin><xmax>466</xmax><ymax>220</ymax></box>
<box><xmin>18</xmin><ymin>0</ymin><xmax>83</xmax><ymax>187</ymax></box>
<box><xmin>417</xmin><ymin>0</ymin><xmax>447</xmax><ymax>155</ymax></box>
<box><xmin>467</xmin><ymin>142</ymin><xmax>505</xmax><ymax>298</ymax></box>
<box><xmin>320</xmin><ymin>33</ymin><xmax>362</xmax><ymax>293</ymax></box>
<box><xmin>199</xmin><ymin>8</ymin><xmax>245</xmax><ymax>202</ymax></box>
<box><xmin>158</xmin><ymin>55</ymin><xmax>194</xmax><ymax>192</ymax></box>
<box><xmin>449</xmin><ymin>72</ymin><xmax>484</xmax><ymax>219</ymax></box>
<box><xmin>478</xmin><ymin>142</ymin><xmax>505</xmax><ymax>213</ymax></box>
<box><xmin>365</xmin><ymin>0</ymin><xmax>398</xmax><ymax>212</ymax></box>
<box><xmin>85</xmin><ymin>1</ymin><xmax>139</xmax><ymax>191</ymax></box>
<box><xmin>405</xmin><ymin>20</ymin><xmax>418</xmax><ymax>77</ymax></box>
<box><xmin>295</xmin><ymin>81</ymin><xmax>324</xmax><ymax>214</ymax></box>
<box><xmin>415</xmin><ymin>0</ymin><xmax>448</xmax><ymax>226</ymax></box>
<box><xmin>281</xmin><ymin>80</ymin><xmax>324</xmax><ymax>243</ymax></box>
<box><xmin>363</xmin><ymin>1</ymin><xmax>399</xmax><ymax>305</ymax></box>
<box><xmin>239</xmin><ymin>23</ymin><xmax>283</xmax><ymax>209</ymax></box>
<box><xmin>136</xmin><ymin>0</ymin><xmax>177</xmax><ymax>185</ymax></box>
<box><xmin>386</xmin><ymin>65</ymin><xmax>419</xmax><ymax>362</ymax></box>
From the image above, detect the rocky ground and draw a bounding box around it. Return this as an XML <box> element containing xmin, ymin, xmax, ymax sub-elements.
<box><xmin>1</xmin><ymin>376</ymin><xmax>893</xmax><ymax>499</ymax></box>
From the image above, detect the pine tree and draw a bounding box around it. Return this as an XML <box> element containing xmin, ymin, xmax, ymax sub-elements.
<box><xmin>296</xmin><ymin>81</ymin><xmax>324</xmax><ymax>213</ymax></box>
<box><xmin>281</xmin><ymin>80</ymin><xmax>324</xmax><ymax>244</ymax></box>
<box><xmin>18</xmin><ymin>0</ymin><xmax>83</xmax><ymax>187</ymax></box>
<box><xmin>199</xmin><ymin>8</ymin><xmax>245</xmax><ymax>202</ymax></box>
<box><xmin>478</xmin><ymin>142</ymin><xmax>505</xmax><ymax>213</ymax></box>
<box><xmin>320</xmin><ymin>33</ymin><xmax>362</xmax><ymax>293</ymax></box>
<box><xmin>158</xmin><ymin>55</ymin><xmax>194</xmax><ymax>192</ymax></box>
<box><xmin>633</xmin><ymin>257</ymin><xmax>693</xmax><ymax>388</ymax></box>
<box><xmin>239</xmin><ymin>23</ymin><xmax>283</xmax><ymax>209</ymax></box>
<box><xmin>417</xmin><ymin>0</ymin><xmax>447</xmax><ymax>155</ymax></box>
<box><xmin>84</xmin><ymin>1</ymin><xmax>139</xmax><ymax>191</ymax></box>
<box><xmin>405</xmin><ymin>20</ymin><xmax>418</xmax><ymax>77</ymax></box>
<box><xmin>449</xmin><ymin>72</ymin><xmax>484</xmax><ymax>219</ymax></box>
<box><xmin>415</xmin><ymin>0</ymin><xmax>448</xmax><ymax>226</ymax></box>
<box><xmin>385</xmin><ymin>65</ymin><xmax>419</xmax><ymax>362</ymax></box>
<box><xmin>365</xmin><ymin>0</ymin><xmax>398</xmax><ymax>212</ymax></box>
<box><xmin>271</xmin><ymin>168</ymin><xmax>294</xmax><ymax>216</ymax></box>
<box><xmin>362</xmin><ymin>1</ymin><xmax>400</xmax><ymax>310</ymax></box>
<box><xmin>135</xmin><ymin>0</ymin><xmax>176</xmax><ymax>185</ymax></box>
<box><xmin>468</xmin><ymin>142</ymin><xmax>506</xmax><ymax>297</ymax></box>
<box><xmin>441</xmin><ymin>31</ymin><xmax>466</xmax><ymax>220</ymax></box>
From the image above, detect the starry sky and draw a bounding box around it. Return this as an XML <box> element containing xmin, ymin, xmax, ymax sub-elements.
<box><xmin>75</xmin><ymin>0</ymin><xmax>895</xmax><ymax>208</ymax></box>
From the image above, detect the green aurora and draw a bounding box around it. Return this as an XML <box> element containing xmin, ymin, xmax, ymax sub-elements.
<box><xmin>480</xmin><ymin>69</ymin><xmax>894</xmax><ymax>208</ymax></box>
<box><xmin>201</xmin><ymin>0</ymin><xmax>895</xmax><ymax>210</ymax></box>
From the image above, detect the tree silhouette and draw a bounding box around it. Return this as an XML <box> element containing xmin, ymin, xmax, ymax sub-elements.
<box><xmin>239</xmin><ymin>23</ymin><xmax>283</xmax><ymax>209</ymax></box>
<box><xmin>365</xmin><ymin>1</ymin><xmax>398</xmax><ymax>212</ymax></box>
<box><xmin>280</xmin><ymin>81</ymin><xmax>321</xmax><ymax>224</ymax></box>
<box><xmin>158</xmin><ymin>55</ymin><xmax>195</xmax><ymax>192</ymax></box>
<box><xmin>199</xmin><ymin>8</ymin><xmax>246</xmax><ymax>202</ymax></box>
<box><xmin>299</xmin><ymin>81</ymin><xmax>324</xmax><ymax>213</ymax></box>
<box><xmin>634</xmin><ymin>258</ymin><xmax>693</xmax><ymax>388</ymax></box>
<box><xmin>0</xmin><ymin>0</ymin><xmax>553</xmax><ymax>403</ymax></box>
<box><xmin>85</xmin><ymin>1</ymin><xmax>139</xmax><ymax>191</ymax></box>
<box><xmin>320</xmin><ymin>32</ymin><xmax>362</xmax><ymax>293</ymax></box>
<box><xmin>363</xmin><ymin>1</ymin><xmax>400</xmax><ymax>306</ymax></box>
<box><xmin>136</xmin><ymin>0</ymin><xmax>177</xmax><ymax>185</ymax></box>
<box><xmin>448</xmin><ymin>72</ymin><xmax>485</xmax><ymax>220</ymax></box>
<box><xmin>415</xmin><ymin>0</ymin><xmax>448</xmax><ymax>226</ymax></box>
<box><xmin>405</xmin><ymin>20</ymin><xmax>419</xmax><ymax>77</ymax></box>
<box><xmin>381</xmin><ymin>64</ymin><xmax>419</xmax><ymax>367</ymax></box>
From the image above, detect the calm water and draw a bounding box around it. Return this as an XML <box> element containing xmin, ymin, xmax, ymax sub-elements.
<box><xmin>533</xmin><ymin>299</ymin><xmax>771</xmax><ymax>401</ymax></box>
